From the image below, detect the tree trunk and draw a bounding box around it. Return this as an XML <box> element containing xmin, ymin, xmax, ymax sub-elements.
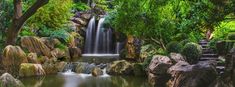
<box><xmin>5</xmin><ymin>0</ymin><xmax>49</xmax><ymax>45</ymax></box>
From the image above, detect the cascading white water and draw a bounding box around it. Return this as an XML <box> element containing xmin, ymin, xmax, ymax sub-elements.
<box><xmin>84</xmin><ymin>16</ymin><xmax>96</xmax><ymax>53</ymax></box>
<box><xmin>94</xmin><ymin>18</ymin><xmax>105</xmax><ymax>53</ymax></box>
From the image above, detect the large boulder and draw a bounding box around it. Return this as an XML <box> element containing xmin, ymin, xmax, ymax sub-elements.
<box><xmin>106</xmin><ymin>60</ymin><xmax>133</xmax><ymax>75</ymax></box>
<box><xmin>21</xmin><ymin>36</ymin><xmax>51</xmax><ymax>57</ymax></box>
<box><xmin>19</xmin><ymin>63</ymin><xmax>45</xmax><ymax>77</ymax></box>
<box><xmin>69</xmin><ymin>47</ymin><xmax>82</xmax><ymax>62</ymax></box>
<box><xmin>2</xmin><ymin>45</ymin><xmax>28</xmax><ymax>77</ymax></box>
<box><xmin>168</xmin><ymin>61</ymin><xmax>217</xmax><ymax>87</ymax></box>
<box><xmin>147</xmin><ymin>55</ymin><xmax>172</xmax><ymax>87</ymax></box>
<box><xmin>0</xmin><ymin>73</ymin><xmax>24</xmax><ymax>87</ymax></box>
<box><xmin>55</xmin><ymin>62</ymin><xmax>67</xmax><ymax>72</ymax></box>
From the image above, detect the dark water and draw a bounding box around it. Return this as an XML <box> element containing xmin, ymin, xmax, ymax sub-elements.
<box><xmin>20</xmin><ymin>73</ymin><xmax>151</xmax><ymax>87</ymax></box>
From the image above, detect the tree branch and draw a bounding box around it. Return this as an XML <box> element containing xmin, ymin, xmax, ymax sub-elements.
<box><xmin>16</xmin><ymin>0</ymin><xmax>49</xmax><ymax>31</ymax></box>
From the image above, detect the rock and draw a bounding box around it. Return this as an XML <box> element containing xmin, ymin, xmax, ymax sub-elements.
<box><xmin>42</xmin><ymin>63</ymin><xmax>58</xmax><ymax>74</ymax></box>
<box><xmin>40</xmin><ymin>37</ymin><xmax>61</xmax><ymax>50</ymax></box>
<box><xmin>75</xmin><ymin>63</ymin><xmax>96</xmax><ymax>74</ymax></box>
<box><xmin>38</xmin><ymin>56</ymin><xmax>49</xmax><ymax>64</ymax></box>
<box><xmin>91</xmin><ymin>67</ymin><xmax>103</xmax><ymax>77</ymax></box>
<box><xmin>81</xmin><ymin>13</ymin><xmax>91</xmax><ymax>20</ymax></box>
<box><xmin>70</xmin><ymin>32</ymin><xmax>84</xmax><ymax>48</ymax></box>
<box><xmin>0</xmin><ymin>73</ymin><xmax>24</xmax><ymax>87</ymax></box>
<box><xmin>121</xmin><ymin>35</ymin><xmax>141</xmax><ymax>61</ymax></box>
<box><xmin>2</xmin><ymin>45</ymin><xmax>28</xmax><ymax>77</ymax></box>
<box><xmin>170</xmin><ymin>53</ymin><xmax>185</xmax><ymax>63</ymax></box>
<box><xmin>106</xmin><ymin>60</ymin><xmax>133</xmax><ymax>75</ymax></box>
<box><xmin>27</xmin><ymin>53</ymin><xmax>39</xmax><ymax>63</ymax></box>
<box><xmin>133</xmin><ymin>63</ymin><xmax>145</xmax><ymax>76</ymax></box>
<box><xmin>21</xmin><ymin>36</ymin><xmax>52</xmax><ymax>57</ymax></box>
<box><xmin>168</xmin><ymin>61</ymin><xmax>217</xmax><ymax>87</ymax></box>
<box><xmin>19</xmin><ymin>63</ymin><xmax>45</xmax><ymax>77</ymax></box>
<box><xmin>51</xmin><ymin>48</ymin><xmax>65</xmax><ymax>59</ymax></box>
<box><xmin>55</xmin><ymin>62</ymin><xmax>67</xmax><ymax>72</ymax></box>
<box><xmin>147</xmin><ymin>55</ymin><xmax>172</xmax><ymax>87</ymax></box>
<box><xmin>74</xmin><ymin>18</ymin><xmax>87</xmax><ymax>26</ymax></box>
<box><xmin>69</xmin><ymin>47</ymin><xmax>82</xmax><ymax>62</ymax></box>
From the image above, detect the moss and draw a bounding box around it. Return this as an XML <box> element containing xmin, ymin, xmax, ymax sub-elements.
<box><xmin>133</xmin><ymin>63</ymin><xmax>145</xmax><ymax>76</ymax></box>
<box><xmin>19</xmin><ymin>63</ymin><xmax>36</xmax><ymax>77</ymax></box>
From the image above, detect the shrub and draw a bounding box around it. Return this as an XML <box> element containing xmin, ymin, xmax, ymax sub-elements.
<box><xmin>172</xmin><ymin>33</ymin><xmax>188</xmax><ymax>41</ymax></box>
<box><xmin>181</xmin><ymin>42</ymin><xmax>202</xmax><ymax>64</ymax></box>
<box><xmin>179</xmin><ymin>39</ymin><xmax>191</xmax><ymax>46</ymax></box>
<box><xmin>227</xmin><ymin>32</ymin><xmax>235</xmax><ymax>40</ymax></box>
<box><xmin>166</xmin><ymin>41</ymin><xmax>183</xmax><ymax>53</ymax></box>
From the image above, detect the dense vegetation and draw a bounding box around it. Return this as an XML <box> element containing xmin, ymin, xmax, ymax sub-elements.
<box><xmin>0</xmin><ymin>0</ymin><xmax>234</xmax><ymax>55</ymax></box>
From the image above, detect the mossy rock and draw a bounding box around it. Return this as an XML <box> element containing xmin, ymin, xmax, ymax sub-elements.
<box><xmin>19</xmin><ymin>63</ymin><xmax>45</xmax><ymax>77</ymax></box>
<box><xmin>2</xmin><ymin>45</ymin><xmax>28</xmax><ymax>77</ymax></box>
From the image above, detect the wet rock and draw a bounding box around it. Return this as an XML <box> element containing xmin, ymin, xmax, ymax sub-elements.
<box><xmin>170</xmin><ymin>53</ymin><xmax>185</xmax><ymax>63</ymax></box>
<box><xmin>147</xmin><ymin>55</ymin><xmax>172</xmax><ymax>87</ymax></box>
<box><xmin>97</xmin><ymin>63</ymin><xmax>107</xmax><ymax>69</ymax></box>
<box><xmin>21</xmin><ymin>36</ymin><xmax>51</xmax><ymax>57</ymax></box>
<box><xmin>106</xmin><ymin>60</ymin><xmax>133</xmax><ymax>75</ymax></box>
<box><xmin>55</xmin><ymin>62</ymin><xmax>67</xmax><ymax>72</ymax></box>
<box><xmin>27</xmin><ymin>53</ymin><xmax>39</xmax><ymax>64</ymax></box>
<box><xmin>40</xmin><ymin>37</ymin><xmax>61</xmax><ymax>50</ymax></box>
<box><xmin>168</xmin><ymin>61</ymin><xmax>217</xmax><ymax>87</ymax></box>
<box><xmin>74</xmin><ymin>18</ymin><xmax>87</xmax><ymax>26</ymax></box>
<box><xmin>69</xmin><ymin>47</ymin><xmax>82</xmax><ymax>62</ymax></box>
<box><xmin>75</xmin><ymin>63</ymin><xmax>96</xmax><ymax>74</ymax></box>
<box><xmin>81</xmin><ymin>13</ymin><xmax>91</xmax><ymax>20</ymax></box>
<box><xmin>92</xmin><ymin>67</ymin><xmax>103</xmax><ymax>77</ymax></box>
<box><xmin>2</xmin><ymin>45</ymin><xmax>28</xmax><ymax>76</ymax></box>
<box><xmin>0</xmin><ymin>73</ymin><xmax>24</xmax><ymax>87</ymax></box>
<box><xmin>19</xmin><ymin>63</ymin><xmax>45</xmax><ymax>77</ymax></box>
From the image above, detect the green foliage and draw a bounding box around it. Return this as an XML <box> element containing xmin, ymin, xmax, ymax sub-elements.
<box><xmin>20</xmin><ymin>26</ymin><xmax>36</xmax><ymax>36</ymax></box>
<box><xmin>179</xmin><ymin>39</ymin><xmax>191</xmax><ymax>46</ymax></box>
<box><xmin>172</xmin><ymin>33</ymin><xmax>188</xmax><ymax>41</ymax></box>
<box><xmin>55</xmin><ymin>43</ymin><xmax>67</xmax><ymax>50</ymax></box>
<box><xmin>142</xmin><ymin>55</ymin><xmax>153</xmax><ymax>70</ymax></box>
<box><xmin>181</xmin><ymin>42</ymin><xmax>202</xmax><ymax>64</ymax></box>
<box><xmin>166</xmin><ymin>41</ymin><xmax>183</xmax><ymax>53</ymax></box>
<box><xmin>26</xmin><ymin>0</ymin><xmax>73</xmax><ymax>30</ymax></box>
<box><xmin>227</xmin><ymin>32</ymin><xmax>235</xmax><ymax>40</ymax></box>
<box><xmin>73</xmin><ymin>2</ymin><xmax>90</xmax><ymax>11</ymax></box>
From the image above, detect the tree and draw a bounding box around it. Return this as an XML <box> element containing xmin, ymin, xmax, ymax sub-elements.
<box><xmin>6</xmin><ymin>0</ymin><xmax>49</xmax><ymax>45</ymax></box>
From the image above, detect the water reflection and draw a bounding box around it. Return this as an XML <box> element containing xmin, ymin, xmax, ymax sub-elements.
<box><xmin>20</xmin><ymin>74</ymin><xmax>151</xmax><ymax>87</ymax></box>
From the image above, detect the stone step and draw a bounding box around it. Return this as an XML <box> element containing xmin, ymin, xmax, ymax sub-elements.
<box><xmin>202</xmin><ymin>54</ymin><xmax>218</xmax><ymax>57</ymax></box>
<box><xmin>199</xmin><ymin>57</ymin><xmax>219</xmax><ymax>61</ymax></box>
<box><xmin>216</xmin><ymin>66</ymin><xmax>225</xmax><ymax>75</ymax></box>
<box><xmin>199</xmin><ymin>42</ymin><xmax>209</xmax><ymax>45</ymax></box>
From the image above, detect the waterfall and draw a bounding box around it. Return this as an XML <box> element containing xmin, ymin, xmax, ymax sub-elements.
<box><xmin>94</xmin><ymin>18</ymin><xmax>105</xmax><ymax>53</ymax></box>
<box><xmin>84</xmin><ymin>16</ymin><xmax>124</xmax><ymax>55</ymax></box>
<box><xmin>84</xmin><ymin>16</ymin><xmax>96</xmax><ymax>53</ymax></box>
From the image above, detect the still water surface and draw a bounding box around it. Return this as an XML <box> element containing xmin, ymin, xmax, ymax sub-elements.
<box><xmin>20</xmin><ymin>73</ymin><xmax>151</xmax><ymax>87</ymax></box>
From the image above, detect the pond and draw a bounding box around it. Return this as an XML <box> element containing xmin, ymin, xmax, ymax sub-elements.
<box><xmin>20</xmin><ymin>72</ymin><xmax>151</xmax><ymax>87</ymax></box>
